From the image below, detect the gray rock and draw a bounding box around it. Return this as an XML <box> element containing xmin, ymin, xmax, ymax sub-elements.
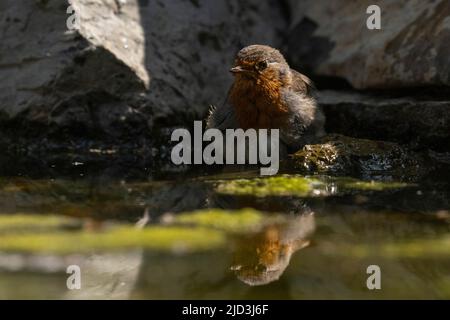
<box><xmin>0</xmin><ymin>0</ymin><xmax>148</xmax><ymax>142</ymax></box>
<box><xmin>2</xmin><ymin>0</ymin><xmax>447</xmax><ymax>161</ymax></box>
<box><xmin>0</xmin><ymin>0</ymin><xmax>286</xmax><ymax>143</ymax></box>
<box><xmin>287</xmin><ymin>0</ymin><xmax>450</xmax><ymax>89</ymax></box>
<box><xmin>139</xmin><ymin>0</ymin><xmax>286</xmax><ymax>125</ymax></box>
<box><xmin>319</xmin><ymin>90</ymin><xmax>450</xmax><ymax>152</ymax></box>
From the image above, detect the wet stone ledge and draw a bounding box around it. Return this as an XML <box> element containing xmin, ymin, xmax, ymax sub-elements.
<box><xmin>289</xmin><ymin>134</ymin><xmax>448</xmax><ymax>180</ymax></box>
<box><xmin>319</xmin><ymin>90</ymin><xmax>450</xmax><ymax>153</ymax></box>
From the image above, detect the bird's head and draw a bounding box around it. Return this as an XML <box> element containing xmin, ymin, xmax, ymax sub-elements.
<box><xmin>230</xmin><ymin>45</ymin><xmax>292</xmax><ymax>88</ymax></box>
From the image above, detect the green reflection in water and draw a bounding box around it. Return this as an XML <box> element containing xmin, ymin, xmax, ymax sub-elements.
<box><xmin>0</xmin><ymin>223</ymin><xmax>225</xmax><ymax>254</ymax></box>
<box><xmin>0</xmin><ymin>209</ymin><xmax>285</xmax><ymax>253</ymax></box>
<box><xmin>173</xmin><ymin>208</ymin><xmax>281</xmax><ymax>233</ymax></box>
<box><xmin>0</xmin><ymin>172</ymin><xmax>448</xmax><ymax>299</ymax></box>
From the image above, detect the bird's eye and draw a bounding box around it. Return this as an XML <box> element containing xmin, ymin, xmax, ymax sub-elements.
<box><xmin>255</xmin><ymin>60</ymin><xmax>268</xmax><ymax>71</ymax></box>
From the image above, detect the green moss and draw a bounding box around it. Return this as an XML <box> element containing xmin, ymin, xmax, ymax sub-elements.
<box><xmin>324</xmin><ymin>176</ymin><xmax>412</xmax><ymax>191</ymax></box>
<box><xmin>173</xmin><ymin>208</ymin><xmax>275</xmax><ymax>233</ymax></box>
<box><xmin>341</xmin><ymin>180</ymin><xmax>410</xmax><ymax>191</ymax></box>
<box><xmin>0</xmin><ymin>226</ymin><xmax>225</xmax><ymax>254</ymax></box>
<box><xmin>215</xmin><ymin>175</ymin><xmax>325</xmax><ymax>197</ymax></box>
<box><xmin>214</xmin><ymin>174</ymin><xmax>411</xmax><ymax>198</ymax></box>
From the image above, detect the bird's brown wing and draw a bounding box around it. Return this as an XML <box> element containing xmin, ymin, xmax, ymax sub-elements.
<box><xmin>206</xmin><ymin>89</ymin><xmax>238</xmax><ymax>130</ymax></box>
<box><xmin>290</xmin><ymin>69</ymin><xmax>316</xmax><ymax>96</ymax></box>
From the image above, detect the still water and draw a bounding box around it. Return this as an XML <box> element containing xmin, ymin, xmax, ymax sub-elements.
<box><xmin>0</xmin><ymin>163</ymin><xmax>449</xmax><ymax>299</ymax></box>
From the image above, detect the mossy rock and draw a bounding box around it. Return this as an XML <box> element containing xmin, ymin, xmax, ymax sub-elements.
<box><xmin>328</xmin><ymin>176</ymin><xmax>411</xmax><ymax>191</ymax></box>
<box><xmin>214</xmin><ymin>174</ymin><xmax>411</xmax><ymax>198</ymax></box>
<box><xmin>215</xmin><ymin>175</ymin><xmax>326</xmax><ymax>197</ymax></box>
<box><xmin>291</xmin><ymin>134</ymin><xmax>429</xmax><ymax>178</ymax></box>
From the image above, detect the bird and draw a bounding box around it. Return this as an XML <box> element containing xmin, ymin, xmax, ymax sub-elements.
<box><xmin>231</xmin><ymin>212</ymin><xmax>315</xmax><ymax>286</ymax></box>
<box><xmin>206</xmin><ymin>44</ymin><xmax>325</xmax><ymax>154</ymax></box>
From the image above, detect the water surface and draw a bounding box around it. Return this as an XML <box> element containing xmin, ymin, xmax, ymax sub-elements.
<box><xmin>0</xmin><ymin>164</ymin><xmax>449</xmax><ymax>299</ymax></box>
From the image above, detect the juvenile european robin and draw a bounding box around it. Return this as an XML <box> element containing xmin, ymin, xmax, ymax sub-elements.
<box><xmin>207</xmin><ymin>44</ymin><xmax>325</xmax><ymax>153</ymax></box>
<box><xmin>231</xmin><ymin>213</ymin><xmax>315</xmax><ymax>286</ymax></box>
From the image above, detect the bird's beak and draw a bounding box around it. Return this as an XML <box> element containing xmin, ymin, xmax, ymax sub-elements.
<box><xmin>230</xmin><ymin>66</ymin><xmax>246</xmax><ymax>74</ymax></box>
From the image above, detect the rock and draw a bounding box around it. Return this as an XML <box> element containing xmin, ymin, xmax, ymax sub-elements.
<box><xmin>319</xmin><ymin>90</ymin><xmax>450</xmax><ymax>152</ymax></box>
<box><xmin>287</xmin><ymin>0</ymin><xmax>450</xmax><ymax>89</ymax></box>
<box><xmin>0</xmin><ymin>0</ymin><xmax>286</xmax><ymax>147</ymax></box>
<box><xmin>2</xmin><ymin>0</ymin><xmax>447</xmax><ymax>165</ymax></box>
<box><xmin>0</xmin><ymin>0</ymin><xmax>148</xmax><ymax>143</ymax></box>
<box><xmin>291</xmin><ymin>134</ymin><xmax>432</xmax><ymax>179</ymax></box>
<box><xmin>138</xmin><ymin>0</ymin><xmax>286</xmax><ymax>125</ymax></box>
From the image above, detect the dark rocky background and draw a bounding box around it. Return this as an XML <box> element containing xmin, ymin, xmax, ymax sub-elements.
<box><xmin>0</xmin><ymin>0</ymin><xmax>449</xmax><ymax>174</ymax></box>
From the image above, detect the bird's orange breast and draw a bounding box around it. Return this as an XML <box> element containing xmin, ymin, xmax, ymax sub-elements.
<box><xmin>229</xmin><ymin>77</ymin><xmax>289</xmax><ymax>130</ymax></box>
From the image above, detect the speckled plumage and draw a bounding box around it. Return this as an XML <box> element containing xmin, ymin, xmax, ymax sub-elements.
<box><xmin>207</xmin><ymin>44</ymin><xmax>325</xmax><ymax>153</ymax></box>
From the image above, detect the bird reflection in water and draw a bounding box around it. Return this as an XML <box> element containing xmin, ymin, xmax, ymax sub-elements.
<box><xmin>231</xmin><ymin>212</ymin><xmax>315</xmax><ymax>286</ymax></box>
